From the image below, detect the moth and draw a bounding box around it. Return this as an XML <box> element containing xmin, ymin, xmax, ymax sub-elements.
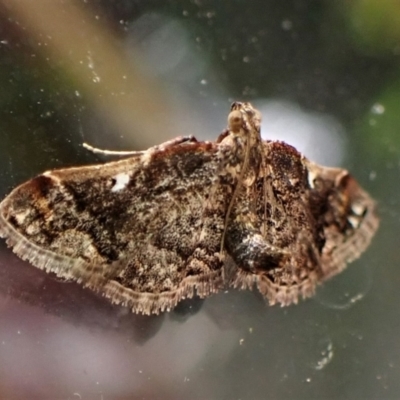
<box><xmin>0</xmin><ymin>102</ymin><xmax>379</xmax><ymax>315</ymax></box>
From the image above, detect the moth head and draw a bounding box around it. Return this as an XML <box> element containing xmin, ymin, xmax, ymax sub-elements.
<box><xmin>228</xmin><ymin>102</ymin><xmax>261</xmax><ymax>133</ymax></box>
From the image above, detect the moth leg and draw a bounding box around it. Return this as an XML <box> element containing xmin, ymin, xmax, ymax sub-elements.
<box><xmin>82</xmin><ymin>136</ymin><xmax>198</xmax><ymax>157</ymax></box>
<box><xmin>224</xmin><ymin>218</ymin><xmax>289</xmax><ymax>273</ymax></box>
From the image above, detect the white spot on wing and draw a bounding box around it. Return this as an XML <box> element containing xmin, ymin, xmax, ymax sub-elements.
<box><xmin>348</xmin><ymin>215</ymin><xmax>361</xmax><ymax>229</ymax></box>
<box><xmin>14</xmin><ymin>209</ymin><xmax>31</xmax><ymax>225</ymax></box>
<box><xmin>307</xmin><ymin>169</ymin><xmax>317</xmax><ymax>188</ymax></box>
<box><xmin>111</xmin><ymin>173</ymin><xmax>130</xmax><ymax>192</ymax></box>
<box><xmin>351</xmin><ymin>203</ymin><xmax>365</xmax><ymax>216</ymax></box>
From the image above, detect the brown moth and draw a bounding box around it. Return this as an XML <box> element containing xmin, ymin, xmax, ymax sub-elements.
<box><xmin>0</xmin><ymin>102</ymin><xmax>379</xmax><ymax>315</ymax></box>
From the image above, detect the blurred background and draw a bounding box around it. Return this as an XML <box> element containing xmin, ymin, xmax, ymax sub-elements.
<box><xmin>0</xmin><ymin>0</ymin><xmax>397</xmax><ymax>399</ymax></box>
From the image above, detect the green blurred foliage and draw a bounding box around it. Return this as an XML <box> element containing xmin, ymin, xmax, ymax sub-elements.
<box><xmin>345</xmin><ymin>0</ymin><xmax>400</xmax><ymax>56</ymax></box>
<box><xmin>361</xmin><ymin>80</ymin><xmax>400</xmax><ymax>157</ymax></box>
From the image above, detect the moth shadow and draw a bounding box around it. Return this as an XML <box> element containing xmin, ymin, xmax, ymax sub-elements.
<box><xmin>0</xmin><ymin>245</ymin><xmax>204</xmax><ymax>344</ymax></box>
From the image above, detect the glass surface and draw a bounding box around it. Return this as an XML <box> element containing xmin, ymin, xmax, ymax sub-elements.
<box><xmin>0</xmin><ymin>1</ymin><xmax>395</xmax><ymax>399</ymax></box>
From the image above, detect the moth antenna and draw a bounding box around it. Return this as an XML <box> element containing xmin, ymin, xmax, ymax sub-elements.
<box><xmin>261</xmin><ymin>147</ymin><xmax>268</xmax><ymax>238</ymax></box>
<box><xmin>82</xmin><ymin>142</ymin><xmax>144</xmax><ymax>156</ymax></box>
<box><xmin>220</xmin><ymin>135</ymin><xmax>252</xmax><ymax>254</ymax></box>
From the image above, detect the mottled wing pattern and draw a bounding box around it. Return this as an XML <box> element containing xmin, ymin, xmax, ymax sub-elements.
<box><xmin>0</xmin><ymin>140</ymin><xmax>230</xmax><ymax>314</ymax></box>
<box><xmin>305</xmin><ymin>157</ymin><xmax>379</xmax><ymax>279</ymax></box>
<box><xmin>0</xmin><ymin>102</ymin><xmax>380</xmax><ymax>314</ymax></box>
<box><xmin>230</xmin><ymin>141</ymin><xmax>379</xmax><ymax>305</ymax></box>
